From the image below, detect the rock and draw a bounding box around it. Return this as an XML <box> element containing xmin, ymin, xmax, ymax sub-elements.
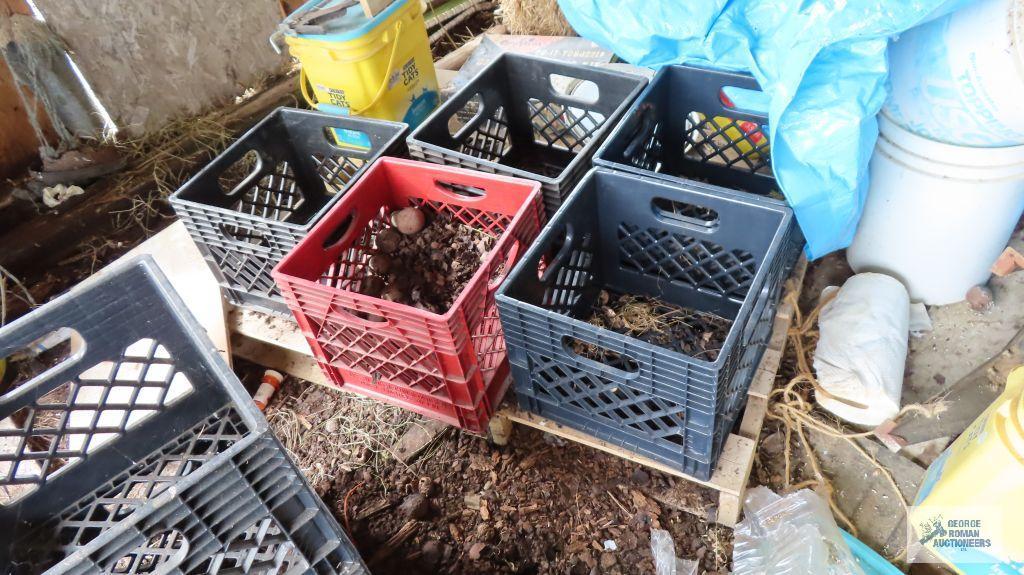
<box><xmin>381</xmin><ymin>284</ymin><xmax>404</xmax><ymax>303</ymax></box>
<box><xmin>421</xmin><ymin>540</ymin><xmax>444</xmax><ymax>568</ymax></box>
<box><xmin>965</xmin><ymin>285</ymin><xmax>994</xmax><ymax>311</ymax></box>
<box><xmin>629</xmin><ymin>469</ymin><xmax>650</xmax><ymax>486</ymax></box>
<box><xmin>359</xmin><ymin>276</ymin><xmax>385</xmax><ymax>297</ymax></box>
<box><xmin>475</xmin><ymin>523</ymin><xmax>495</xmax><ymax>542</ymax></box>
<box><xmin>418</xmin><ymin>476</ymin><xmax>434</xmax><ymax>497</ymax></box>
<box><xmin>368</xmin><ymin>254</ymin><xmax>392</xmax><ymax>274</ymax></box>
<box><xmin>398</xmin><ymin>493</ymin><xmax>430</xmax><ymax>520</ymax></box>
<box><xmin>599</xmin><ymin>552</ymin><xmax>617</xmax><ymax>569</ymax></box>
<box><xmin>375</xmin><ymin>228</ymin><xmax>402</xmax><ymax>253</ymax></box>
<box><xmin>391</xmin><ymin>207</ymin><xmax>426</xmax><ymax>235</ymax></box>
<box><xmin>468</xmin><ymin>542</ymin><xmax>488</xmax><ymax>561</ymax></box>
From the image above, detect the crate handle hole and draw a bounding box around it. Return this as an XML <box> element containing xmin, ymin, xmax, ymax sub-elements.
<box><xmin>562</xmin><ymin>336</ymin><xmax>639</xmax><ymax>374</ymax></box>
<box><xmin>549</xmin><ymin>74</ymin><xmax>599</xmax><ymax>104</ymax></box>
<box><xmin>539</xmin><ymin>224</ymin><xmax>576</xmax><ymax>283</ymax></box>
<box><xmin>112</xmin><ymin>529</ymin><xmax>189</xmax><ymax>575</ymax></box>
<box><xmin>719</xmin><ymin>86</ymin><xmax>769</xmax><ymax>116</ymax></box>
<box><xmin>435</xmin><ymin>179</ymin><xmax>486</xmax><ymax>199</ymax></box>
<box><xmin>488</xmin><ymin>240</ymin><xmax>520</xmax><ymax>290</ymax></box>
<box><xmin>652</xmin><ymin>197</ymin><xmax>720</xmax><ymax>231</ymax></box>
<box><xmin>220</xmin><ymin>223</ymin><xmax>268</xmax><ymax>246</ymax></box>
<box><xmin>218</xmin><ymin>149</ymin><xmax>263</xmax><ymax>197</ymax></box>
<box><xmin>448</xmin><ymin>92</ymin><xmax>485</xmax><ymax>140</ymax></box>
<box><xmin>330</xmin><ymin>305</ymin><xmax>391</xmax><ymax>328</ymax></box>
<box><xmin>1</xmin><ymin>327</ymin><xmax>84</xmax><ymax>403</ymax></box>
<box><xmin>322</xmin><ymin>210</ymin><xmax>358</xmax><ymax>250</ymax></box>
<box><xmin>323</xmin><ymin>126</ymin><xmax>372</xmax><ymax>151</ymax></box>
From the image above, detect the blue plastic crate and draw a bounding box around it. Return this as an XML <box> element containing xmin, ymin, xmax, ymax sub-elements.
<box><xmin>496</xmin><ymin>168</ymin><xmax>795</xmax><ymax>480</ymax></box>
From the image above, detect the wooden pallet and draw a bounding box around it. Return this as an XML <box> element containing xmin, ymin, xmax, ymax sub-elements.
<box><xmin>120</xmin><ymin>222</ymin><xmax>806</xmax><ymax>527</ymax></box>
<box><xmin>230</xmin><ymin>257</ymin><xmax>807</xmax><ymax>527</ymax></box>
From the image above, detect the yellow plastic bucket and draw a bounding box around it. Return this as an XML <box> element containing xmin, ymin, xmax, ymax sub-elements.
<box><xmin>281</xmin><ymin>0</ymin><xmax>438</xmax><ymax>146</ymax></box>
<box><xmin>910</xmin><ymin>366</ymin><xmax>1024</xmax><ymax>573</ymax></box>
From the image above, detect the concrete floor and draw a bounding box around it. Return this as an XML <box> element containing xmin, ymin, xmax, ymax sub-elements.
<box><xmin>903</xmin><ymin>232</ymin><xmax>1024</xmax><ymax>404</ymax></box>
<box><xmin>796</xmin><ymin>230</ymin><xmax>1024</xmax><ymax>569</ymax></box>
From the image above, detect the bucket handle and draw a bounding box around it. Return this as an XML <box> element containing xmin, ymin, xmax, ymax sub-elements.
<box><xmin>299</xmin><ymin>19</ymin><xmax>405</xmax><ymax>116</ymax></box>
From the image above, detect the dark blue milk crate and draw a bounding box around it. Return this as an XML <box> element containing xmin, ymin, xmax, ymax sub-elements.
<box><xmin>594</xmin><ymin>64</ymin><xmax>805</xmax><ymax>265</ymax></box>
<box><xmin>594</xmin><ymin>64</ymin><xmax>775</xmax><ymax>196</ymax></box>
<box><xmin>170</xmin><ymin>107</ymin><xmax>407</xmax><ymax>316</ymax></box>
<box><xmin>495</xmin><ymin>169</ymin><xmax>796</xmax><ymax>481</ymax></box>
<box><xmin>0</xmin><ymin>256</ymin><xmax>366</xmax><ymax>574</ymax></box>
<box><xmin>407</xmin><ymin>53</ymin><xmax>647</xmax><ymax>216</ymax></box>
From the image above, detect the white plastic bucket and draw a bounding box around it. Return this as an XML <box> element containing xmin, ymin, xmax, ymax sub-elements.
<box><xmin>884</xmin><ymin>0</ymin><xmax>1024</xmax><ymax>147</ymax></box>
<box><xmin>847</xmin><ymin>114</ymin><xmax>1024</xmax><ymax>305</ymax></box>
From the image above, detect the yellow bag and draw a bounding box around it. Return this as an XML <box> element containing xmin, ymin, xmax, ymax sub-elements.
<box><xmin>910</xmin><ymin>366</ymin><xmax>1024</xmax><ymax>573</ymax></box>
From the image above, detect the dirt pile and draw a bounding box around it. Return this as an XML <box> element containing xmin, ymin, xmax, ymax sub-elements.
<box><xmin>265</xmin><ymin>379</ymin><xmax>734</xmax><ymax>575</ymax></box>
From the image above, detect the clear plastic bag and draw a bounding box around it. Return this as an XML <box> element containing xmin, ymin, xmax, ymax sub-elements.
<box><xmin>650</xmin><ymin>529</ymin><xmax>698</xmax><ymax>575</ymax></box>
<box><xmin>733</xmin><ymin>487</ymin><xmax>865</xmax><ymax>575</ymax></box>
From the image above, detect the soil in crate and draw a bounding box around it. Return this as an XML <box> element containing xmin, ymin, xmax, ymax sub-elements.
<box><xmin>362</xmin><ymin>208</ymin><xmax>496</xmax><ymax>313</ymax></box>
<box><xmin>581</xmin><ymin>291</ymin><xmax>733</xmax><ymax>362</ymax></box>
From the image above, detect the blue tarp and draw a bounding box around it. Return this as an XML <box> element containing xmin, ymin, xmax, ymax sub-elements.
<box><xmin>558</xmin><ymin>0</ymin><xmax>974</xmax><ymax>259</ymax></box>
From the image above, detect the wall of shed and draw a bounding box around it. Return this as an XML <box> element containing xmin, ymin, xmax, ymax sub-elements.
<box><xmin>32</xmin><ymin>0</ymin><xmax>287</xmax><ymax>135</ymax></box>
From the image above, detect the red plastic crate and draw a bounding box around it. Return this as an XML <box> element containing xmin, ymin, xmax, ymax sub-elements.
<box><xmin>273</xmin><ymin>158</ymin><xmax>544</xmax><ymax>432</ymax></box>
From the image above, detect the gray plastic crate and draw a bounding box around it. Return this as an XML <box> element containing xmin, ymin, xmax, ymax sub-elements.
<box><xmin>496</xmin><ymin>169</ymin><xmax>795</xmax><ymax>481</ymax></box>
<box><xmin>0</xmin><ymin>256</ymin><xmax>366</xmax><ymax>574</ymax></box>
<box><xmin>594</xmin><ymin>64</ymin><xmax>775</xmax><ymax>195</ymax></box>
<box><xmin>407</xmin><ymin>53</ymin><xmax>646</xmax><ymax>216</ymax></box>
<box><xmin>170</xmin><ymin>107</ymin><xmax>407</xmax><ymax>315</ymax></box>
<box><xmin>594</xmin><ymin>64</ymin><xmax>805</xmax><ymax>270</ymax></box>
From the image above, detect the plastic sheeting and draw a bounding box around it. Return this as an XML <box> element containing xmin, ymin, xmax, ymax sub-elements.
<box><xmin>558</xmin><ymin>0</ymin><xmax>974</xmax><ymax>259</ymax></box>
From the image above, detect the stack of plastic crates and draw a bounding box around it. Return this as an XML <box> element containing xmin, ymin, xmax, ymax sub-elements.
<box><xmin>407</xmin><ymin>53</ymin><xmax>646</xmax><ymax>216</ymax></box>
<box><xmin>594</xmin><ymin>64</ymin><xmax>805</xmax><ymax>266</ymax></box>
<box><xmin>273</xmin><ymin>158</ymin><xmax>543</xmax><ymax>433</ymax></box>
<box><xmin>0</xmin><ymin>256</ymin><xmax>366</xmax><ymax>574</ymax></box>
<box><xmin>170</xmin><ymin>107</ymin><xmax>407</xmax><ymax>316</ymax></box>
<box><xmin>496</xmin><ymin>169</ymin><xmax>795</xmax><ymax>481</ymax></box>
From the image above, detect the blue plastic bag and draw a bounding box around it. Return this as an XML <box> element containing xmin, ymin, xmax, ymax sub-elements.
<box><xmin>558</xmin><ymin>0</ymin><xmax>973</xmax><ymax>259</ymax></box>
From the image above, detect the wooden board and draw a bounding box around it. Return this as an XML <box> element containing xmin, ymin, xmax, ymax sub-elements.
<box><xmin>118</xmin><ymin>220</ymin><xmax>231</xmax><ymax>365</ymax></box>
<box><xmin>359</xmin><ymin>0</ymin><xmax>393</xmax><ymax>18</ymax></box>
<box><xmin>434</xmin><ymin>24</ymin><xmax>507</xmax><ymax>71</ymax></box>
<box><xmin>233</xmin><ymin>333</ymin><xmax>323</xmax><ymax>384</ymax></box>
<box><xmin>499</xmin><ymin>406</ymin><xmax>755</xmax><ymax>498</ymax></box>
<box><xmin>230</xmin><ymin>306</ymin><xmax>310</xmax><ymax>356</ymax></box>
